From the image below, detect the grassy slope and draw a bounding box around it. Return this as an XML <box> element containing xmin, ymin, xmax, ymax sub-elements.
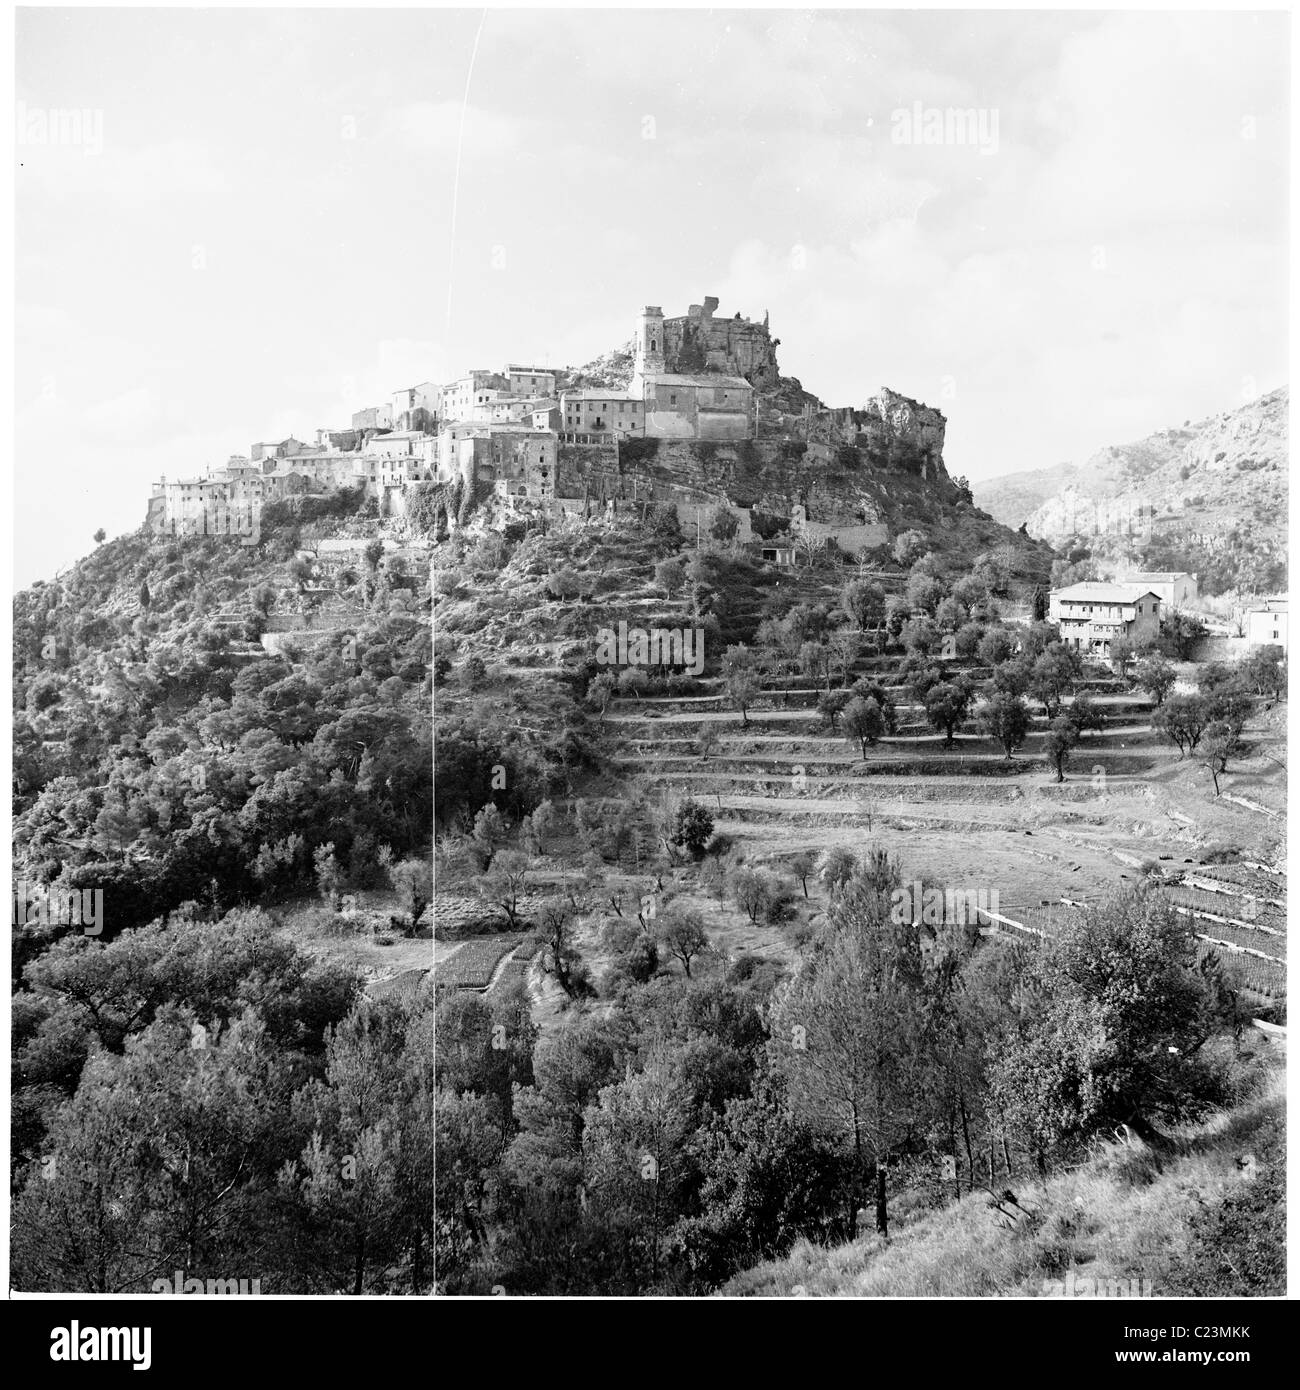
<box><xmin>722</xmin><ymin>1058</ymin><xmax>1284</xmax><ymax>1298</ymax></box>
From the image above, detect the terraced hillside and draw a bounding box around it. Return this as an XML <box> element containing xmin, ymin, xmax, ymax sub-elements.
<box><xmin>433</xmin><ymin>501</ymin><xmax>1285</xmax><ymax>1299</ymax></box>
<box><xmin>433</xmin><ymin>508</ymin><xmax>1286</xmax><ymax>1019</ymax></box>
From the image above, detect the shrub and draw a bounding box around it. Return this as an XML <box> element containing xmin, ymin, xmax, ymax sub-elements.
<box><xmin>1162</xmin><ymin>1116</ymin><xmax>1285</xmax><ymax>1296</ymax></box>
<box><xmin>671</xmin><ymin>798</ymin><xmax>714</xmax><ymax>857</ymax></box>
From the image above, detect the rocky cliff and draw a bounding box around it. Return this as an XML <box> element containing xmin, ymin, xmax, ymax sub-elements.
<box><xmin>664</xmin><ymin>297</ymin><xmax>781</xmax><ymax>389</ymax></box>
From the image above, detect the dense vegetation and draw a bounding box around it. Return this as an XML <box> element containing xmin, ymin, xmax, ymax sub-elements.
<box><xmin>12</xmin><ymin>908</ymin><xmax>433</xmax><ymax>1293</ymax></box>
<box><xmin>433</xmin><ymin>503</ymin><xmax>1283</xmax><ymax>1296</ymax></box>
<box><xmin>436</xmin><ymin>864</ymin><xmax>1255</xmax><ymax>1295</ymax></box>
<box><xmin>11</xmin><ymin>511</ymin><xmax>434</xmax><ymax>1292</ymax></box>
<box><xmin>14</xmin><ymin>524</ymin><xmax>432</xmax><ymax>942</ymax></box>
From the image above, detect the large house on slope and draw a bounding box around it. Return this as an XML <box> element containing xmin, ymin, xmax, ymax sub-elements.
<box><xmin>1049</xmin><ymin>582</ymin><xmax>1163</xmax><ymax>658</ymax></box>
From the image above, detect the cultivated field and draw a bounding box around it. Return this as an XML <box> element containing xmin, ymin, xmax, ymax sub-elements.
<box><xmin>438</xmin><ymin>628</ymin><xmax>1286</xmax><ymax>1017</ymax></box>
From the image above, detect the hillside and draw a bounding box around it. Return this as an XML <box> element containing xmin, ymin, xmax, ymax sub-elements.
<box><xmin>522</xmin><ymin>309</ymin><xmax>1048</xmax><ymax>575</ymax></box>
<box><xmin>13</xmin><ymin>494</ymin><xmax>433</xmax><ymax>946</ymax></box>
<box><xmin>723</xmin><ymin>1057</ymin><xmax>1284</xmax><ymax>1297</ymax></box>
<box><xmin>977</xmin><ymin>388</ymin><xmax>1287</xmax><ymax>596</ymax></box>
<box><xmin>10</xmin><ymin>496</ymin><xmax>435</xmax><ymax>1294</ymax></box>
<box><xmin>438</xmin><ymin>430</ymin><xmax>1055</xmax><ymax>584</ymax></box>
<box><xmin>433</xmin><ymin>492</ymin><xmax>1284</xmax><ymax>1297</ymax></box>
<box><xmin>973</xmin><ymin>460</ymin><xmax>1080</xmax><ymax>530</ymax></box>
<box><xmin>560</xmin><ymin>343</ymin><xmax>635</xmax><ymax>391</ymax></box>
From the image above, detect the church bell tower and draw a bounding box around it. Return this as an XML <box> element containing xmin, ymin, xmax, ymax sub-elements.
<box><xmin>630</xmin><ymin>305</ymin><xmax>665</xmax><ymax>397</ymax></box>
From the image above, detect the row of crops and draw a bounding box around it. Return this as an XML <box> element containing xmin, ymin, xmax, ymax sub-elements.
<box><xmin>1178</xmin><ymin>915</ymin><xmax>1285</xmax><ymax>962</ymax></box>
<box><xmin>1195</xmin><ymin>941</ymin><xmax>1285</xmax><ymax>999</ymax></box>
<box><xmin>489</xmin><ymin>953</ymin><xmax>534</xmax><ymax>993</ymax></box>
<box><xmin>437</xmin><ymin>934</ymin><xmax>525</xmax><ymax>990</ymax></box>
<box><xmin>1188</xmin><ymin>864</ymin><xmax>1286</xmax><ymax>899</ymax></box>
<box><xmin>996</xmin><ymin>904</ymin><xmax>1067</xmax><ymax>937</ymax></box>
<box><xmin>1165</xmin><ymin>885</ymin><xmax>1285</xmax><ymax>936</ymax></box>
<box><xmin>987</xmin><ymin>895</ymin><xmax>1287</xmax><ymax>1002</ymax></box>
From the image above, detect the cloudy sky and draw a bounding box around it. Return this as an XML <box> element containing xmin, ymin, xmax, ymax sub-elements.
<box><xmin>15</xmin><ymin>6</ymin><xmax>1289</xmax><ymax>585</ymax></box>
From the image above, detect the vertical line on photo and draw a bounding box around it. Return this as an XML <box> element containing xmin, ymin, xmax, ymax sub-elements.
<box><xmin>446</xmin><ymin>8</ymin><xmax>489</xmax><ymax>343</ymax></box>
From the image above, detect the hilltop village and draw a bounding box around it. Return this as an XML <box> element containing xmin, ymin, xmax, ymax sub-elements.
<box><xmin>146</xmin><ymin>295</ymin><xmax>950</xmax><ymax>556</ymax></box>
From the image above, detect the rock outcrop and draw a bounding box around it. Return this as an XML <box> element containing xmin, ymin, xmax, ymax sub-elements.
<box><xmin>662</xmin><ymin>296</ymin><xmax>781</xmax><ymax>389</ymax></box>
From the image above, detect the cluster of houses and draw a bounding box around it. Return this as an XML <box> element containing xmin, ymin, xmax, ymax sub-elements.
<box><xmin>146</xmin><ymin>297</ymin><xmax>776</xmax><ymax>539</ymax></box>
<box><xmin>1048</xmin><ymin>570</ymin><xmax>1288</xmax><ymax>659</ymax></box>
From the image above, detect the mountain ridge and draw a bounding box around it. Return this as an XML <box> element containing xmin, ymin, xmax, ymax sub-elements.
<box><xmin>973</xmin><ymin>388</ymin><xmax>1287</xmax><ymax>595</ymax></box>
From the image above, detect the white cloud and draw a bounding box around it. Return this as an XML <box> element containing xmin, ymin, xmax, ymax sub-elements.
<box><xmin>19</xmin><ymin>138</ymin><xmax>231</xmax><ymax>202</ymax></box>
<box><xmin>376</xmin><ymin>100</ymin><xmax>520</xmax><ymax>158</ymax></box>
<box><xmin>11</xmin><ymin>7</ymin><xmax>1286</xmax><ymax>585</ymax></box>
<box><xmin>85</xmin><ymin>384</ymin><xmax>165</xmax><ymax>440</ymax></box>
<box><xmin>283</xmin><ymin>337</ymin><xmax>450</xmax><ymax>422</ymax></box>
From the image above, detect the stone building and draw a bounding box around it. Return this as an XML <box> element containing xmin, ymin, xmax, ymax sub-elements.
<box><xmin>531</xmin><ymin>401</ymin><xmax>562</xmax><ymax>432</ymax></box>
<box><xmin>366</xmin><ymin>430</ymin><xmax>428</xmax><ymax>460</ymax></box>
<box><xmin>153</xmin><ymin>474</ymin><xmax>264</xmax><ymax>539</ymax></box>
<box><xmin>482</xmin><ymin>396</ymin><xmax>550</xmax><ymax>424</ymax></box>
<box><xmin>506</xmin><ymin>365</ymin><xmax>557</xmax><ymax>398</ymax></box>
<box><xmin>641</xmin><ymin>374</ymin><xmax>754</xmax><ymax>441</ymax></box>
<box><xmin>1049</xmin><ymin>582</ymin><xmax>1163</xmax><ymax>659</ymax></box>
<box><xmin>443</xmin><ymin>427</ymin><xmax>558</xmax><ymax>499</ymax></box>
<box><xmin>628</xmin><ymin>303</ymin><xmax>756</xmax><ymax>440</ymax></box>
<box><xmin>560</xmin><ymin>389</ymin><xmax>646</xmax><ymax>437</ymax></box>
<box><xmin>390</xmin><ymin>381</ymin><xmax>441</xmax><ymax>428</ymax></box>
<box><xmin>351</xmin><ymin>404</ymin><xmax>395</xmax><ymax>432</ymax></box>
<box><xmin>314</xmin><ymin>427</ymin><xmax>362</xmax><ymax>453</ymax></box>
<box><xmin>250</xmin><ymin>437</ymin><xmax>312</xmax><ymax>463</ymax></box>
<box><xmin>144</xmin><ymin>491</ymin><xmax>167</xmax><ymax>536</ymax></box>
<box><xmin>354</xmin><ymin>454</ymin><xmax>427</xmax><ymax>490</ymax></box>
<box><xmin>270</xmin><ymin>452</ymin><xmax>361</xmax><ymax>489</ymax></box>
<box><xmin>1122</xmin><ymin>570</ymin><xmax>1199</xmax><ymax>609</ymax></box>
<box><xmin>441</xmin><ymin>371</ymin><xmax>509</xmax><ymax>423</ymax></box>
<box><xmin>261</xmin><ymin>466</ymin><xmax>312</xmax><ymax>501</ymax></box>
